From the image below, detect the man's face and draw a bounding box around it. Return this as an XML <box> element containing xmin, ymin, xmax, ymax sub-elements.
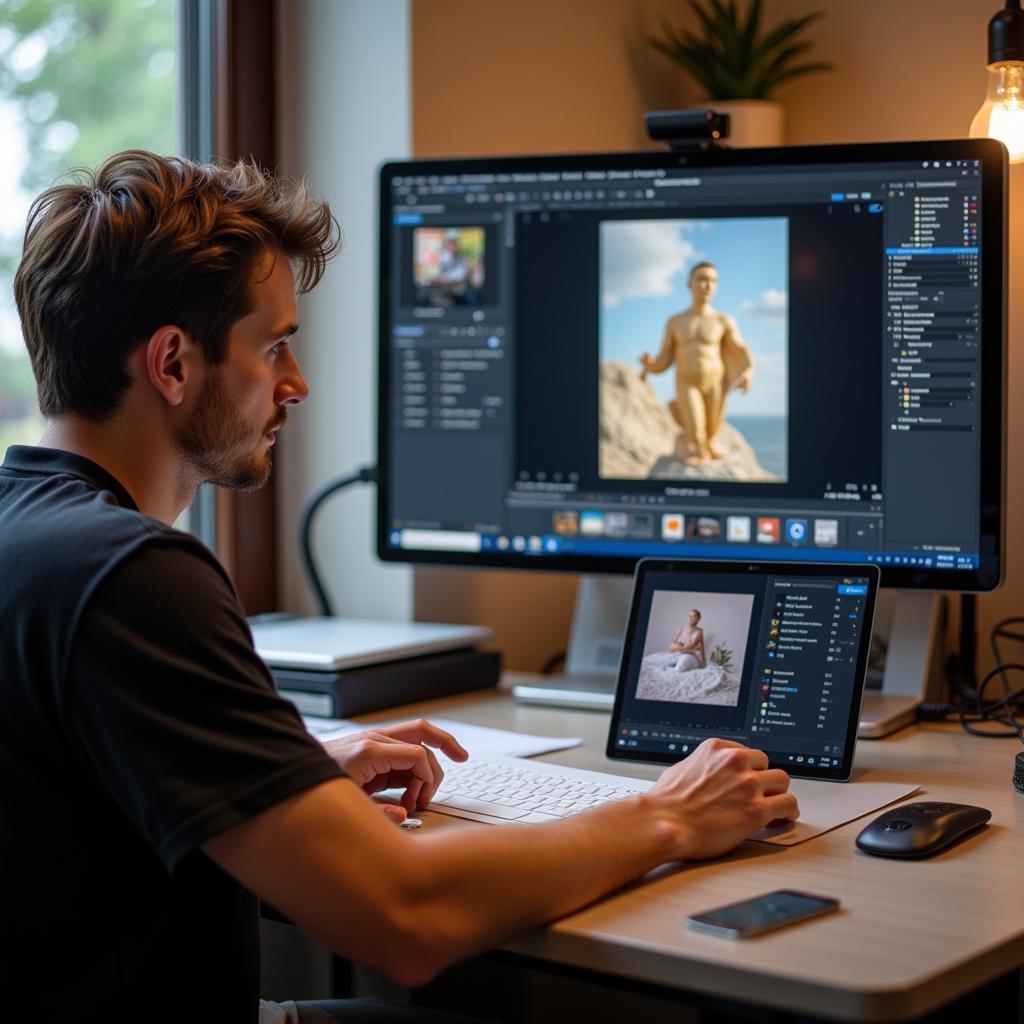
<box><xmin>689</xmin><ymin>266</ymin><xmax>718</xmax><ymax>302</ymax></box>
<box><xmin>177</xmin><ymin>252</ymin><xmax>307</xmax><ymax>490</ymax></box>
<box><xmin>689</xmin><ymin>610</ymin><xmax>700</xmax><ymax>627</ymax></box>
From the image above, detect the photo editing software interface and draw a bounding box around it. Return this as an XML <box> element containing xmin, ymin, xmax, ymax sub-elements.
<box><xmin>614</xmin><ymin>568</ymin><xmax>873</xmax><ymax>768</ymax></box>
<box><xmin>383</xmin><ymin>153</ymin><xmax>985</xmax><ymax>574</ymax></box>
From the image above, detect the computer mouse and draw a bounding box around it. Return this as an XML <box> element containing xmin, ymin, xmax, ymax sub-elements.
<box><xmin>855</xmin><ymin>802</ymin><xmax>991</xmax><ymax>859</ymax></box>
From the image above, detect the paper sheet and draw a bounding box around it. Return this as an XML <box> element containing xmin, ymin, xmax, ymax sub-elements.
<box><xmin>302</xmin><ymin>715</ymin><xmax>582</xmax><ymax>759</ymax></box>
<box><xmin>752</xmin><ymin>779</ymin><xmax>921</xmax><ymax>846</ymax></box>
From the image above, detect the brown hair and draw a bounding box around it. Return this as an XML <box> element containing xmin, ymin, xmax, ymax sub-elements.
<box><xmin>688</xmin><ymin>261</ymin><xmax>717</xmax><ymax>282</ymax></box>
<box><xmin>14</xmin><ymin>150</ymin><xmax>341</xmax><ymax>420</ymax></box>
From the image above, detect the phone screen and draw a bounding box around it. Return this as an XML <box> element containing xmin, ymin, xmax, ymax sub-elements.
<box><xmin>687</xmin><ymin>890</ymin><xmax>839</xmax><ymax>938</ymax></box>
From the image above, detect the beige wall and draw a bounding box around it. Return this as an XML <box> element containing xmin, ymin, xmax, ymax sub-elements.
<box><xmin>411</xmin><ymin>0</ymin><xmax>1021</xmax><ymax>675</ymax></box>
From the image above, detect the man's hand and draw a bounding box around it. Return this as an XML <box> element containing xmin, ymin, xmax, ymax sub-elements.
<box><xmin>736</xmin><ymin>369</ymin><xmax>753</xmax><ymax>393</ymax></box>
<box><xmin>323</xmin><ymin>719</ymin><xmax>469</xmax><ymax>821</ymax></box>
<box><xmin>647</xmin><ymin>737</ymin><xmax>798</xmax><ymax>861</ymax></box>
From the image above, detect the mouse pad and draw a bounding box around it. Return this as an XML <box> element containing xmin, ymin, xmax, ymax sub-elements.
<box><xmin>752</xmin><ymin>780</ymin><xmax>921</xmax><ymax>846</ymax></box>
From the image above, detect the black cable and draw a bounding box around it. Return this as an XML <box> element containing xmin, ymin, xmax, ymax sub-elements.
<box><xmin>298</xmin><ymin>464</ymin><xmax>377</xmax><ymax>617</ymax></box>
<box><xmin>957</xmin><ymin>662</ymin><xmax>1024</xmax><ymax>739</ymax></box>
<box><xmin>540</xmin><ymin>650</ymin><xmax>567</xmax><ymax>676</ymax></box>
<box><xmin>991</xmin><ymin>617</ymin><xmax>1024</xmax><ymax>703</ymax></box>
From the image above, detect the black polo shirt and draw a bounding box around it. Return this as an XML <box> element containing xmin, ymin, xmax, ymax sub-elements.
<box><xmin>0</xmin><ymin>446</ymin><xmax>343</xmax><ymax>1022</ymax></box>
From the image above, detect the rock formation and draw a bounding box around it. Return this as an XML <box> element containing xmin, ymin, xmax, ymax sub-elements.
<box><xmin>599</xmin><ymin>360</ymin><xmax>776</xmax><ymax>482</ymax></box>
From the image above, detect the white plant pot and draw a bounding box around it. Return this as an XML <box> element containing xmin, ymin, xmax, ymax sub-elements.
<box><xmin>705</xmin><ymin>100</ymin><xmax>785</xmax><ymax>148</ymax></box>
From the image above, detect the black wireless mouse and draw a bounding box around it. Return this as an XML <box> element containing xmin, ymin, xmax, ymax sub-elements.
<box><xmin>855</xmin><ymin>802</ymin><xmax>991</xmax><ymax>859</ymax></box>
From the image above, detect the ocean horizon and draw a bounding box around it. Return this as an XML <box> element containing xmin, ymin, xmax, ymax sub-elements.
<box><xmin>728</xmin><ymin>415</ymin><xmax>787</xmax><ymax>480</ymax></box>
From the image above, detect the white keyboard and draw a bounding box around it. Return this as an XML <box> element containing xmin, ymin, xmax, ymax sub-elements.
<box><xmin>429</xmin><ymin>755</ymin><xmax>653</xmax><ymax>825</ymax></box>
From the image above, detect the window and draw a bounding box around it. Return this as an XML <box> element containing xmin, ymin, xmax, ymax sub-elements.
<box><xmin>0</xmin><ymin>0</ymin><xmax>179</xmax><ymax>455</ymax></box>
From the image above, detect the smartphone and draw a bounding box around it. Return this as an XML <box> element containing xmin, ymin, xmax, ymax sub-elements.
<box><xmin>686</xmin><ymin>890</ymin><xmax>840</xmax><ymax>939</ymax></box>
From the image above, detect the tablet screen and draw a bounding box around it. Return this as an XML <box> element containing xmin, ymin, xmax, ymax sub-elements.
<box><xmin>607</xmin><ymin>559</ymin><xmax>879</xmax><ymax>780</ymax></box>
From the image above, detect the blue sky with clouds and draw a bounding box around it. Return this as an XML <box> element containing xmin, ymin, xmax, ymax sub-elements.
<box><xmin>600</xmin><ymin>217</ymin><xmax>789</xmax><ymax>418</ymax></box>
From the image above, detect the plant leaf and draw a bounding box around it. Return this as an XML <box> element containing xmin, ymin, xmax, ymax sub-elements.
<box><xmin>755</xmin><ymin>11</ymin><xmax>824</xmax><ymax>62</ymax></box>
<box><xmin>649</xmin><ymin>39</ymin><xmax>720</xmax><ymax>95</ymax></box>
<box><xmin>650</xmin><ymin>2</ymin><xmax>831</xmax><ymax>99</ymax></box>
<box><xmin>739</xmin><ymin>0</ymin><xmax>763</xmax><ymax>67</ymax></box>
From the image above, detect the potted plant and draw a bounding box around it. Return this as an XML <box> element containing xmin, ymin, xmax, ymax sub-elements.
<box><xmin>709</xmin><ymin>644</ymin><xmax>733</xmax><ymax>671</ymax></box>
<box><xmin>649</xmin><ymin>0</ymin><xmax>833</xmax><ymax>147</ymax></box>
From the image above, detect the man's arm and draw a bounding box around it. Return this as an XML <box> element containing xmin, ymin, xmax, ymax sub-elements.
<box><xmin>640</xmin><ymin>320</ymin><xmax>677</xmax><ymax>377</ymax></box>
<box><xmin>203</xmin><ymin>738</ymin><xmax>796</xmax><ymax>987</ymax></box>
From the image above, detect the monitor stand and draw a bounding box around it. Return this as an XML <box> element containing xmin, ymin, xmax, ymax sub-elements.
<box><xmin>512</xmin><ymin>577</ymin><xmax>943</xmax><ymax>739</ymax></box>
<box><xmin>857</xmin><ymin>590</ymin><xmax>944</xmax><ymax>738</ymax></box>
<box><xmin>511</xmin><ymin>575</ymin><xmax>631</xmax><ymax>710</ymax></box>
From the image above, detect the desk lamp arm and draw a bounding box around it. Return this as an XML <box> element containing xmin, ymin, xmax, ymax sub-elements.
<box><xmin>299</xmin><ymin>464</ymin><xmax>377</xmax><ymax>617</ymax></box>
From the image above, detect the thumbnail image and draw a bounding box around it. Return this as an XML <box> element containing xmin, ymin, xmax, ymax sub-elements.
<box><xmin>629</xmin><ymin>512</ymin><xmax>655</xmax><ymax>538</ymax></box>
<box><xmin>598</xmin><ymin>217</ymin><xmax>789</xmax><ymax>484</ymax></box>
<box><xmin>727</xmin><ymin>515</ymin><xmax>751</xmax><ymax>542</ymax></box>
<box><xmin>757</xmin><ymin>517</ymin><xmax>780</xmax><ymax>543</ymax></box>
<box><xmin>552</xmin><ymin>510</ymin><xmax>579</xmax><ymax>536</ymax></box>
<box><xmin>814</xmin><ymin>518</ymin><xmax>839</xmax><ymax>546</ymax></box>
<box><xmin>635</xmin><ymin>589</ymin><xmax>754</xmax><ymax>707</ymax></box>
<box><xmin>413</xmin><ymin>226</ymin><xmax>485</xmax><ymax>307</ymax></box>
<box><xmin>580</xmin><ymin>510</ymin><xmax>604</xmax><ymax>536</ymax></box>
<box><xmin>661</xmin><ymin>513</ymin><xmax>684</xmax><ymax>540</ymax></box>
<box><xmin>685</xmin><ymin>515</ymin><xmax>721</xmax><ymax>540</ymax></box>
<box><xmin>604</xmin><ymin>511</ymin><xmax>630</xmax><ymax>538</ymax></box>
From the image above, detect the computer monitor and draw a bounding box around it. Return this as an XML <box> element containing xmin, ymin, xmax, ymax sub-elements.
<box><xmin>376</xmin><ymin>139</ymin><xmax>1006</xmax><ymax>727</ymax></box>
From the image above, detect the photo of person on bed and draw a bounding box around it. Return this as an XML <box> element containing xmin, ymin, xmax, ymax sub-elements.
<box><xmin>636</xmin><ymin>592</ymin><xmax>754</xmax><ymax>707</ymax></box>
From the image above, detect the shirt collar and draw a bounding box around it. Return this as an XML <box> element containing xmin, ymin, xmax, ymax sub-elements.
<box><xmin>2</xmin><ymin>445</ymin><xmax>140</xmax><ymax>511</ymax></box>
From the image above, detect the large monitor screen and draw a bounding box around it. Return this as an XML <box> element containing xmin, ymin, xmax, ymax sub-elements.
<box><xmin>377</xmin><ymin>140</ymin><xmax>1005</xmax><ymax>591</ymax></box>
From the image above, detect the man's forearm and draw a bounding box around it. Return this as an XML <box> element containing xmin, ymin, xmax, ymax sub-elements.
<box><xmin>204</xmin><ymin>778</ymin><xmax>680</xmax><ymax>988</ymax></box>
<box><xmin>401</xmin><ymin>795</ymin><xmax>678</xmax><ymax>973</ymax></box>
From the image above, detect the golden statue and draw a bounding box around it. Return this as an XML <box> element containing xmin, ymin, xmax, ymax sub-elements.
<box><xmin>639</xmin><ymin>262</ymin><xmax>754</xmax><ymax>465</ymax></box>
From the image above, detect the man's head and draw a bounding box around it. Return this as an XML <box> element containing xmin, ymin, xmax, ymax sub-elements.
<box><xmin>176</xmin><ymin>249</ymin><xmax>304</xmax><ymax>491</ymax></box>
<box><xmin>14</xmin><ymin>150</ymin><xmax>340</xmax><ymax>425</ymax></box>
<box><xmin>688</xmin><ymin>261</ymin><xmax>718</xmax><ymax>303</ymax></box>
<box><xmin>689</xmin><ymin>609</ymin><xmax>702</xmax><ymax>626</ymax></box>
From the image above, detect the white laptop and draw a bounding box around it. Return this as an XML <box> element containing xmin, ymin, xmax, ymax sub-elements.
<box><xmin>249</xmin><ymin>616</ymin><xmax>493</xmax><ymax>671</ymax></box>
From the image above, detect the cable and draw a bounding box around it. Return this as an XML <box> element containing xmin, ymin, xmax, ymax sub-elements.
<box><xmin>924</xmin><ymin>615</ymin><xmax>1024</xmax><ymax>744</ymax></box>
<box><xmin>298</xmin><ymin>464</ymin><xmax>377</xmax><ymax>617</ymax></box>
<box><xmin>957</xmin><ymin>662</ymin><xmax>1024</xmax><ymax>739</ymax></box>
<box><xmin>991</xmin><ymin>617</ymin><xmax>1024</xmax><ymax>703</ymax></box>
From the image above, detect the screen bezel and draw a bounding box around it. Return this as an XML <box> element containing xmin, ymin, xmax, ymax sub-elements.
<box><xmin>377</xmin><ymin>140</ymin><xmax>1006</xmax><ymax>592</ymax></box>
<box><xmin>605</xmin><ymin>557</ymin><xmax>880</xmax><ymax>781</ymax></box>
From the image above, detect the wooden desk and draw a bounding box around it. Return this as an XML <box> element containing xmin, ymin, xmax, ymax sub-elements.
<box><xmin>353</xmin><ymin>683</ymin><xmax>1024</xmax><ymax>1023</ymax></box>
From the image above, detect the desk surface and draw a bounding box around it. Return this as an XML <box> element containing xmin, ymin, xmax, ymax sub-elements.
<box><xmin>352</xmin><ymin>680</ymin><xmax>1024</xmax><ymax>1022</ymax></box>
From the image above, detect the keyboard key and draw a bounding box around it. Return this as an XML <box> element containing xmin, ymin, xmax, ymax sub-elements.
<box><xmin>432</xmin><ymin>794</ymin><xmax>531</xmax><ymax>820</ymax></box>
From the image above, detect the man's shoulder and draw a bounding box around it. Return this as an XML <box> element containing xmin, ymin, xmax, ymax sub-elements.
<box><xmin>2</xmin><ymin>466</ymin><xmax>219</xmax><ymax>600</ymax></box>
<box><xmin>666</xmin><ymin>310</ymin><xmax>694</xmax><ymax>332</ymax></box>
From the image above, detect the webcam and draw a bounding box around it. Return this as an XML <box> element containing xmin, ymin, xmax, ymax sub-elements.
<box><xmin>644</xmin><ymin>109</ymin><xmax>731</xmax><ymax>152</ymax></box>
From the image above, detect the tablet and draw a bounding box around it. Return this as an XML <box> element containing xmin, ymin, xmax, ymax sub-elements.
<box><xmin>606</xmin><ymin>559</ymin><xmax>880</xmax><ymax>781</ymax></box>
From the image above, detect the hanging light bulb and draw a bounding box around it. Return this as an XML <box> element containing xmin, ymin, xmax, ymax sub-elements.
<box><xmin>970</xmin><ymin>0</ymin><xmax>1024</xmax><ymax>163</ymax></box>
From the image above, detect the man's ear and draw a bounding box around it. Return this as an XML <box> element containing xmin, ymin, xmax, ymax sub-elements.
<box><xmin>143</xmin><ymin>326</ymin><xmax>199</xmax><ymax>407</ymax></box>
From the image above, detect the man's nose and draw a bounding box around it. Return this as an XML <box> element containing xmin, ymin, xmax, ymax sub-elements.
<box><xmin>276</xmin><ymin>347</ymin><xmax>309</xmax><ymax>406</ymax></box>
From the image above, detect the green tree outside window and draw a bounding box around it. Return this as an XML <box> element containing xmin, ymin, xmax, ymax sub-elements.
<box><xmin>0</xmin><ymin>0</ymin><xmax>178</xmax><ymax>454</ymax></box>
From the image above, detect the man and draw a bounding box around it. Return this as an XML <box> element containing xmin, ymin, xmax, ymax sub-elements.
<box><xmin>429</xmin><ymin>230</ymin><xmax>471</xmax><ymax>306</ymax></box>
<box><xmin>0</xmin><ymin>152</ymin><xmax>798</xmax><ymax>1022</ymax></box>
<box><xmin>640</xmin><ymin>261</ymin><xmax>754</xmax><ymax>465</ymax></box>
